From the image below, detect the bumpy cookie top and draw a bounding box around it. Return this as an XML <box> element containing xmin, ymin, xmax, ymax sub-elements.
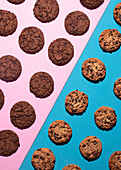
<box><xmin>113</xmin><ymin>3</ymin><xmax>121</xmax><ymax>25</ymax></box>
<box><xmin>7</xmin><ymin>0</ymin><xmax>25</xmax><ymax>4</ymax></box>
<box><xmin>109</xmin><ymin>151</ymin><xmax>121</xmax><ymax>170</ymax></box>
<box><xmin>0</xmin><ymin>89</ymin><xmax>4</xmax><ymax>110</ymax></box>
<box><xmin>80</xmin><ymin>0</ymin><xmax>104</xmax><ymax>10</ymax></box>
<box><xmin>113</xmin><ymin>77</ymin><xmax>121</xmax><ymax>99</ymax></box>
<box><xmin>62</xmin><ymin>164</ymin><xmax>81</xmax><ymax>170</ymax></box>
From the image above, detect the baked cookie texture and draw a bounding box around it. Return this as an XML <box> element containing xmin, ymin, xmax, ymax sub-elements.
<box><xmin>0</xmin><ymin>89</ymin><xmax>4</xmax><ymax>110</ymax></box>
<box><xmin>62</xmin><ymin>164</ymin><xmax>81</xmax><ymax>170</ymax></box>
<box><xmin>7</xmin><ymin>0</ymin><xmax>25</xmax><ymax>4</ymax></box>
<box><xmin>48</xmin><ymin>38</ymin><xmax>74</xmax><ymax>66</ymax></box>
<box><xmin>82</xmin><ymin>58</ymin><xmax>106</xmax><ymax>83</ymax></box>
<box><xmin>0</xmin><ymin>10</ymin><xmax>17</xmax><ymax>36</ymax></box>
<box><xmin>113</xmin><ymin>3</ymin><xmax>121</xmax><ymax>25</ymax></box>
<box><xmin>48</xmin><ymin>120</ymin><xmax>72</xmax><ymax>145</ymax></box>
<box><xmin>65</xmin><ymin>11</ymin><xmax>90</xmax><ymax>36</ymax></box>
<box><xmin>80</xmin><ymin>0</ymin><xmax>104</xmax><ymax>10</ymax></box>
<box><xmin>109</xmin><ymin>151</ymin><xmax>121</xmax><ymax>170</ymax></box>
<box><xmin>31</xmin><ymin>148</ymin><xmax>55</xmax><ymax>170</ymax></box>
<box><xmin>33</xmin><ymin>0</ymin><xmax>59</xmax><ymax>23</ymax></box>
<box><xmin>113</xmin><ymin>77</ymin><xmax>121</xmax><ymax>100</ymax></box>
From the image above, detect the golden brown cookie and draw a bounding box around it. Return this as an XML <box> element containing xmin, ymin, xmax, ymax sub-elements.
<box><xmin>109</xmin><ymin>151</ymin><xmax>121</xmax><ymax>170</ymax></box>
<box><xmin>113</xmin><ymin>3</ymin><xmax>121</xmax><ymax>25</ymax></box>
<box><xmin>113</xmin><ymin>77</ymin><xmax>121</xmax><ymax>100</ymax></box>
<box><xmin>62</xmin><ymin>164</ymin><xmax>81</xmax><ymax>170</ymax></box>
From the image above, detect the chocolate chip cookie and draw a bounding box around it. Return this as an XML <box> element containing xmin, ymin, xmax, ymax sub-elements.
<box><xmin>109</xmin><ymin>151</ymin><xmax>121</xmax><ymax>170</ymax></box>
<box><xmin>0</xmin><ymin>89</ymin><xmax>4</xmax><ymax>110</ymax></box>
<box><xmin>31</xmin><ymin>148</ymin><xmax>55</xmax><ymax>170</ymax></box>
<box><xmin>80</xmin><ymin>0</ymin><xmax>104</xmax><ymax>10</ymax></box>
<box><xmin>113</xmin><ymin>77</ymin><xmax>121</xmax><ymax>100</ymax></box>
<box><xmin>33</xmin><ymin>0</ymin><xmax>59</xmax><ymax>23</ymax></box>
<box><xmin>0</xmin><ymin>10</ymin><xmax>17</xmax><ymax>36</ymax></box>
<box><xmin>65</xmin><ymin>11</ymin><xmax>90</xmax><ymax>36</ymax></box>
<box><xmin>0</xmin><ymin>55</ymin><xmax>22</xmax><ymax>82</ymax></box>
<box><xmin>94</xmin><ymin>106</ymin><xmax>117</xmax><ymax>131</ymax></box>
<box><xmin>113</xmin><ymin>3</ymin><xmax>121</xmax><ymax>25</ymax></box>
<box><xmin>62</xmin><ymin>164</ymin><xmax>81</xmax><ymax>170</ymax></box>
<box><xmin>48</xmin><ymin>120</ymin><xmax>72</xmax><ymax>145</ymax></box>
<box><xmin>30</xmin><ymin>71</ymin><xmax>54</xmax><ymax>98</ymax></box>
<box><xmin>10</xmin><ymin>101</ymin><xmax>36</xmax><ymax>130</ymax></box>
<box><xmin>48</xmin><ymin>38</ymin><xmax>74</xmax><ymax>66</ymax></box>
<box><xmin>79</xmin><ymin>136</ymin><xmax>102</xmax><ymax>161</ymax></box>
<box><xmin>65</xmin><ymin>90</ymin><xmax>88</xmax><ymax>115</ymax></box>
<box><xmin>0</xmin><ymin>129</ymin><xmax>20</xmax><ymax>156</ymax></box>
<box><xmin>99</xmin><ymin>29</ymin><xmax>121</xmax><ymax>53</ymax></box>
<box><xmin>7</xmin><ymin>0</ymin><xmax>25</xmax><ymax>4</ymax></box>
<box><xmin>19</xmin><ymin>26</ymin><xmax>44</xmax><ymax>54</ymax></box>
<box><xmin>82</xmin><ymin>58</ymin><xmax>106</xmax><ymax>83</ymax></box>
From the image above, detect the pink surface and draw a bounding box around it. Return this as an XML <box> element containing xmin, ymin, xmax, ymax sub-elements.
<box><xmin>0</xmin><ymin>0</ymin><xmax>110</xmax><ymax>169</ymax></box>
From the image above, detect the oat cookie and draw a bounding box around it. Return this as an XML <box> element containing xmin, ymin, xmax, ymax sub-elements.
<box><xmin>113</xmin><ymin>77</ymin><xmax>121</xmax><ymax>100</ymax></box>
<box><xmin>0</xmin><ymin>89</ymin><xmax>4</xmax><ymax>110</ymax></box>
<box><xmin>62</xmin><ymin>164</ymin><xmax>81</xmax><ymax>170</ymax></box>
<box><xmin>113</xmin><ymin>3</ymin><xmax>121</xmax><ymax>25</ymax></box>
<box><xmin>7</xmin><ymin>0</ymin><xmax>25</xmax><ymax>4</ymax></box>
<box><xmin>80</xmin><ymin>0</ymin><xmax>104</xmax><ymax>10</ymax></box>
<box><xmin>109</xmin><ymin>151</ymin><xmax>121</xmax><ymax>170</ymax></box>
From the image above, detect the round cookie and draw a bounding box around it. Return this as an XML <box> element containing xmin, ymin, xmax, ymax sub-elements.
<box><xmin>0</xmin><ymin>55</ymin><xmax>22</xmax><ymax>82</ymax></box>
<box><xmin>10</xmin><ymin>101</ymin><xmax>36</xmax><ymax>130</ymax></box>
<box><xmin>65</xmin><ymin>90</ymin><xmax>88</xmax><ymax>115</ymax></box>
<box><xmin>48</xmin><ymin>38</ymin><xmax>74</xmax><ymax>66</ymax></box>
<box><xmin>33</xmin><ymin>0</ymin><xmax>59</xmax><ymax>23</ymax></box>
<box><xmin>30</xmin><ymin>71</ymin><xmax>54</xmax><ymax>98</ymax></box>
<box><xmin>0</xmin><ymin>129</ymin><xmax>20</xmax><ymax>156</ymax></box>
<box><xmin>79</xmin><ymin>136</ymin><xmax>102</xmax><ymax>161</ymax></box>
<box><xmin>7</xmin><ymin>0</ymin><xmax>25</xmax><ymax>4</ymax></box>
<box><xmin>48</xmin><ymin>120</ymin><xmax>72</xmax><ymax>145</ymax></box>
<box><xmin>81</xmin><ymin>58</ymin><xmax>106</xmax><ymax>83</ymax></box>
<box><xmin>0</xmin><ymin>89</ymin><xmax>4</xmax><ymax>110</ymax></box>
<box><xmin>94</xmin><ymin>106</ymin><xmax>117</xmax><ymax>131</ymax></box>
<box><xmin>99</xmin><ymin>29</ymin><xmax>121</xmax><ymax>53</ymax></box>
<box><xmin>19</xmin><ymin>26</ymin><xmax>44</xmax><ymax>54</ymax></box>
<box><xmin>113</xmin><ymin>3</ymin><xmax>121</xmax><ymax>25</ymax></box>
<box><xmin>62</xmin><ymin>164</ymin><xmax>81</xmax><ymax>170</ymax></box>
<box><xmin>113</xmin><ymin>77</ymin><xmax>121</xmax><ymax>100</ymax></box>
<box><xmin>31</xmin><ymin>148</ymin><xmax>55</xmax><ymax>170</ymax></box>
<box><xmin>0</xmin><ymin>10</ymin><xmax>17</xmax><ymax>36</ymax></box>
<box><xmin>80</xmin><ymin>0</ymin><xmax>104</xmax><ymax>10</ymax></box>
<box><xmin>64</xmin><ymin>11</ymin><xmax>90</xmax><ymax>36</ymax></box>
<box><xmin>109</xmin><ymin>151</ymin><xmax>121</xmax><ymax>170</ymax></box>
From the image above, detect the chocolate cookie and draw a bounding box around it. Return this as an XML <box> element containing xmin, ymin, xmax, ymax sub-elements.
<box><xmin>33</xmin><ymin>0</ymin><xmax>59</xmax><ymax>23</ymax></box>
<box><xmin>0</xmin><ymin>10</ymin><xmax>17</xmax><ymax>36</ymax></box>
<box><xmin>64</xmin><ymin>11</ymin><xmax>90</xmax><ymax>36</ymax></box>
<box><xmin>0</xmin><ymin>55</ymin><xmax>22</xmax><ymax>82</ymax></box>
<box><xmin>113</xmin><ymin>77</ymin><xmax>121</xmax><ymax>100</ymax></box>
<box><xmin>48</xmin><ymin>120</ymin><xmax>72</xmax><ymax>145</ymax></box>
<box><xmin>94</xmin><ymin>106</ymin><xmax>117</xmax><ymax>131</ymax></box>
<box><xmin>62</xmin><ymin>164</ymin><xmax>81</xmax><ymax>170</ymax></box>
<box><xmin>99</xmin><ymin>29</ymin><xmax>121</xmax><ymax>53</ymax></box>
<box><xmin>0</xmin><ymin>89</ymin><xmax>4</xmax><ymax>110</ymax></box>
<box><xmin>65</xmin><ymin>90</ymin><xmax>88</xmax><ymax>115</ymax></box>
<box><xmin>30</xmin><ymin>71</ymin><xmax>54</xmax><ymax>98</ymax></box>
<box><xmin>0</xmin><ymin>129</ymin><xmax>20</xmax><ymax>156</ymax></box>
<box><xmin>82</xmin><ymin>58</ymin><xmax>106</xmax><ymax>83</ymax></box>
<box><xmin>109</xmin><ymin>151</ymin><xmax>121</xmax><ymax>170</ymax></box>
<box><xmin>31</xmin><ymin>148</ymin><xmax>55</xmax><ymax>170</ymax></box>
<box><xmin>10</xmin><ymin>101</ymin><xmax>36</xmax><ymax>130</ymax></box>
<box><xmin>7</xmin><ymin>0</ymin><xmax>25</xmax><ymax>4</ymax></box>
<box><xmin>48</xmin><ymin>38</ymin><xmax>74</xmax><ymax>66</ymax></box>
<box><xmin>80</xmin><ymin>0</ymin><xmax>104</xmax><ymax>10</ymax></box>
<box><xmin>19</xmin><ymin>26</ymin><xmax>44</xmax><ymax>54</ymax></box>
<box><xmin>79</xmin><ymin>136</ymin><xmax>102</xmax><ymax>161</ymax></box>
<box><xmin>113</xmin><ymin>3</ymin><xmax>121</xmax><ymax>25</ymax></box>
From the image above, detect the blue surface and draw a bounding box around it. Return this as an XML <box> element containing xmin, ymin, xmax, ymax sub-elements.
<box><xmin>20</xmin><ymin>0</ymin><xmax>121</xmax><ymax>169</ymax></box>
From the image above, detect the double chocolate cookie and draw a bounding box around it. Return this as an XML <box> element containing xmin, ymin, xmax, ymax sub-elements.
<box><xmin>31</xmin><ymin>148</ymin><xmax>55</xmax><ymax>170</ymax></box>
<box><xmin>48</xmin><ymin>38</ymin><xmax>74</xmax><ymax>66</ymax></box>
<box><xmin>33</xmin><ymin>0</ymin><xmax>59</xmax><ymax>23</ymax></box>
<box><xmin>109</xmin><ymin>151</ymin><xmax>121</xmax><ymax>170</ymax></box>
<box><xmin>0</xmin><ymin>89</ymin><xmax>4</xmax><ymax>110</ymax></box>
<box><xmin>82</xmin><ymin>58</ymin><xmax>106</xmax><ymax>83</ymax></box>
<box><xmin>113</xmin><ymin>3</ymin><xmax>121</xmax><ymax>25</ymax></box>
<box><xmin>113</xmin><ymin>77</ymin><xmax>121</xmax><ymax>100</ymax></box>
<box><xmin>48</xmin><ymin>120</ymin><xmax>72</xmax><ymax>145</ymax></box>
<box><xmin>62</xmin><ymin>164</ymin><xmax>81</xmax><ymax>170</ymax></box>
<box><xmin>80</xmin><ymin>0</ymin><xmax>104</xmax><ymax>10</ymax></box>
<box><xmin>65</xmin><ymin>11</ymin><xmax>90</xmax><ymax>36</ymax></box>
<box><xmin>7</xmin><ymin>0</ymin><xmax>25</xmax><ymax>4</ymax></box>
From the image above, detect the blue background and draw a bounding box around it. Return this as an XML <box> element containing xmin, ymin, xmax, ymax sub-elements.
<box><xmin>20</xmin><ymin>0</ymin><xmax>121</xmax><ymax>169</ymax></box>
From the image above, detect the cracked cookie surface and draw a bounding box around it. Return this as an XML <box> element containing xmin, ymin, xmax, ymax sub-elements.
<box><xmin>0</xmin><ymin>89</ymin><xmax>4</xmax><ymax>110</ymax></box>
<box><xmin>114</xmin><ymin>3</ymin><xmax>121</xmax><ymax>25</ymax></box>
<box><xmin>62</xmin><ymin>164</ymin><xmax>81</xmax><ymax>170</ymax></box>
<box><xmin>114</xmin><ymin>77</ymin><xmax>121</xmax><ymax>100</ymax></box>
<box><xmin>80</xmin><ymin>0</ymin><xmax>104</xmax><ymax>10</ymax></box>
<box><xmin>109</xmin><ymin>151</ymin><xmax>121</xmax><ymax>170</ymax></box>
<box><xmin>7</xmin><ymin>0</ymin><xmax>25</xmax><ymax>4</ymax></box>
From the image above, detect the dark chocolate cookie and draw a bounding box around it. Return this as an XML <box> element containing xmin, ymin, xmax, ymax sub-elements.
<box><xmin>65</xmin><ymin>11</ymin><xmax>90</xmax><ymax>36</ymax></box>
<box><xmin>0</xmin><ymin>89</ymin><xmax>4</xmax><ymax>110</ymax></box>
<box><xmin>48</xmin><ymin>38</ymin><xmax>74</xmax><ymax>66</ymax></box>
<box><xmin>79</xmin><ymin>136</ymin><xmax>102</xmax><ymax>161</ymax></box>
<box><xmin>31</xmin><ymin>148</ymin><xmax>55</xmax><ymax>170</ymax></box>
<box><xmin>33</xmin><ymin>0</ymin><xmax>59</xmax><ymax>23</ymax></box>
<box><xmin>0</xmin><ymin>10</ymin><xmax>17</xmax><ymax>36</ymax></box>
<box><xmin>19</xmin><ymin>26</ymin><xmax>44</xmax><ymax>54</ymax></box>
<box><xmin>94</xmin><ymin>106</ymin><xmax>117</xmax><ymax>131</ymax></box>
<box><xmin>65</xmin><ymin>90</ymin><xmax>88</xmax><ymax>115</ymax></box>
<box><xmin>80</xmin><ymin>0</ymin><xmax>104</xmax><ymax>10</ymax></box>
<box><xmin>30</xmin><ymin>71</ymin><xmax>54</xmax><ymax>98</ymax></box>
<box><xmin>0</xmin><ymin>55</ymin><xmax>22</xmax><ymax>82</ymax></box>
<box><xmin>82</xmin><ymin>58</ymin><xmax>106</xmax><ymax>83</ymax></box>
<box><xmin>0</xmin><ymin>129</ymin><xmax>20</xmax><ymax>156</ymax></box>
<box><xmin>10</xmin><ymin>101</ymin><xmax>36</xmax><ymax>130</ymax></box>
<box><xmin>7</xmin><ymin>0</ymin><xmax>25</xmax><ymax>4</ymax></box>
<box><xmin>62</xmin><ymin>164</ymin><xmax>81</xmax><ymax>170</ymax></box>
<box><xmin>48</xmin><ymin>120</ymin><xmax>72</xmax><ymax>145</ymax></box>
<box><xmin>113</xmin><ymin>77</ymin><xmax>121</xmax><ymax>100</ymax></box>
<box><xmin>113</xmin><ymin>3</ymin><xmax>121</xmax><ymax>25</ymax></box>
<box><xmin>109</xmin><ymin>151</ymin><xmax>121</xmax><ymax>170</ymax></box>
<box><xmin>99</xmin><ymin>29</ymin><xmax>121</xmax><ymax>53</ymax></box>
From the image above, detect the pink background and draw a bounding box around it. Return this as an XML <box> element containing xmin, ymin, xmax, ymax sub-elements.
<box><xmin>0</xmin><ymin>0</ymin><xmax>110</xmax><ymax>169</ymax></box>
